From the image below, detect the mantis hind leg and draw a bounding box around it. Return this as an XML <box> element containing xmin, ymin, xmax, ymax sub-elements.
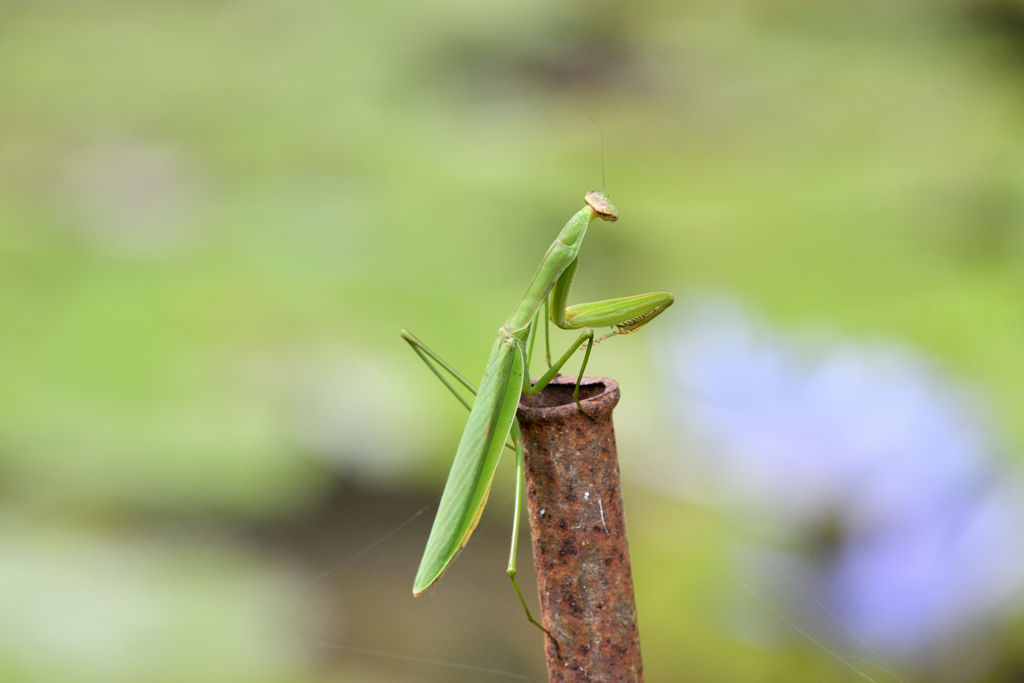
<box><xmin>401</xmin><ymin>329</ymin><xmax>477</xmax><ymax>408</ymax></box>
<box><xmin>402</xmin><ymin>330</ymin><xmax>521</xmax><ymax>453</ymax></box>
<box><xmin>411</xmin><ymin>332</ymin><xmax>556</xmax><ymax>646</ymax></box>
<box><xmin>506</xmin><ymin>421</ymin><xmax>561</xmax><ymax>657</ymax></box>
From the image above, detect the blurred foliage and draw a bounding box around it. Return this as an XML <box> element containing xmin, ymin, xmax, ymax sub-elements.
<box><xmin>2</xmin><ymin>0</ymin><xmax>1024</xmax><ymax>681</ymax></box>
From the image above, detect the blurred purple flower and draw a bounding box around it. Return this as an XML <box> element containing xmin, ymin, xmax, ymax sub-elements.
<box><xmin>660</xmin><ymin>296</ymin><xmax>1024</xmax><ymax>663</ymax></box>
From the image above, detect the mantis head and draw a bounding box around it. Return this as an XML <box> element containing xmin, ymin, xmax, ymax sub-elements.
<box><xmin>585</xmin><ymin>191</ymin><xmax>618</xmax><ymax>222</ymax></box>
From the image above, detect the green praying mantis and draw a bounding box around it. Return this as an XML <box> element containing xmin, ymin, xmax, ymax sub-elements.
<box><xmin>401</xmin><ymin>189</ymin><xmax>673</xmax><ymax>636</ymax></box>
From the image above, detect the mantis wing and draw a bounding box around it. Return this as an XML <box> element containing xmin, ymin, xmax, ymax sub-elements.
<box><xmin>413</xmin><ymin>338</ymin><xmax>525</xmax><ymax>595</ymax></box>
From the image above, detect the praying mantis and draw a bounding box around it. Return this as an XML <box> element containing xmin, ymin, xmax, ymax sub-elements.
<box><xmin>401</xmin><ymin>189</ymin><xmax>673</xmax><ymax>636</ymax></box>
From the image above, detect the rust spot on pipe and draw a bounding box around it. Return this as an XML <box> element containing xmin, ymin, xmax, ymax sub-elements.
<box><xmin>518</xmin><ymin>376</ymin><xmax>643</xmax><ymax>683</ymax></box>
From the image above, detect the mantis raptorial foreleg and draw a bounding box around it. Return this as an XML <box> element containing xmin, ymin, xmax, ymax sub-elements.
<box><xmin>404</xmin><ymin>190</ymin><xmax>674</xmax><ymax>646</ymax></box>
<box><xmin>544</xmin><ymin>293</ymin><xmax>553</xmax><ymax>369</ymax></box>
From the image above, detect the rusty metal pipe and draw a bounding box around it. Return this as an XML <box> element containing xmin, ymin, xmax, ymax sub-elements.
<box><xmin>517</xmin><ymin>376</ymin><xmax>643</xmax><ymax>683</ymax></box>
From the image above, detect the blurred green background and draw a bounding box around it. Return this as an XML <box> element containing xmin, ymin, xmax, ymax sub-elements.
<box><xmin>3</xmin><ymin>0</ymin><xmax>1024</xmax><ymax>681</ymax></box>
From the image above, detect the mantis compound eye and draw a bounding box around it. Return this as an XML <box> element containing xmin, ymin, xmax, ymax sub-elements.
<box><xmin>585</xmin><ymin>190</ymin><xmax>618</xmax><ymax>222</ymax></box>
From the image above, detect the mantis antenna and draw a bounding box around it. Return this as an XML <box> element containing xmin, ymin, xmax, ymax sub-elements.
<box><xmin>590</xmin><ymin>118</ymin><xmax>606</xmax><ymax>194</ymax></box>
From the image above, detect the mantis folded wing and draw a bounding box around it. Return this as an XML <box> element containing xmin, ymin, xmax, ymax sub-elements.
<box><xmin>402</xmin><ymin>191</ymin><xmax>673</xmax><ymax>640</ymax></box>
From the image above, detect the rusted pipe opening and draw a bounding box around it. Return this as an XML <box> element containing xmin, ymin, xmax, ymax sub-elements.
<box><xmin>520</xmin><ymin>379</ymin><xmax>608</xmax><ymax>411</ymax></box>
